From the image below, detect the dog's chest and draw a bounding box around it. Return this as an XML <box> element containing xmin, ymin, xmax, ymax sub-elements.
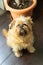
<box><xmin>15</xmin><ymin>42</ymin><xmax>28</xmax><ymax>50</ymax></box>
<box><xmin>7</xmin><ymin>31</ymin><xmax>34</xmax><ymax>50</ymax></box>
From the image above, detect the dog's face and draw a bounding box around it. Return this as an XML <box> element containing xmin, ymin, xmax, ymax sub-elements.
<box><xmin>9</xmin><ymin>16</ymin><xmax>33</xmax><ymax>37</ymax></box>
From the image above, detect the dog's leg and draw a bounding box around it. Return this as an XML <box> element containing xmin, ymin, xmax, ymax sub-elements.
<box><xmin>27</xmin><ymin>45</ymin><xmax>36</xmax><ymax>53</ymax></box>
<box><xmin>13</xmin><ymin>49</ymin><xmax>23</xmax><ymax>57</ymax></box>
<box><xmin>15</xmin><ymin>51</ymin><xmax>23</xmax><ymax>57</ymax></box>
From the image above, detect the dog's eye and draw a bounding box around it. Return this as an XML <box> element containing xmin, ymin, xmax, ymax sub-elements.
<box><xmin>17</xmin><ymin>24</ymin><xmax>20</xmax><ymax>27</ymax></box>
<box><xmin>23</xmin><ymin>24</ymin><xmax>28</xmax><ymax>27</ymax></box>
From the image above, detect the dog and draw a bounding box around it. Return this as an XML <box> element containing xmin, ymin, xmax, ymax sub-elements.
<box><xmin>2</xmin><ymin>16</ymin><xmax>35</xmax><ymax>57</ymax></box>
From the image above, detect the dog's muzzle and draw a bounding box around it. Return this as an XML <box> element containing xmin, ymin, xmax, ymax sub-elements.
<box><xmin>20</xmin><ymin>27</ymin><xmax>27</xmax><ymax>36</ymax></box>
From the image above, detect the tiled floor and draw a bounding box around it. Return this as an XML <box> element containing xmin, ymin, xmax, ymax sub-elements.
<box><xmin>0</xmin><ymin>11</ymin><xmax>43</xmax><ymax>65</ymax></box>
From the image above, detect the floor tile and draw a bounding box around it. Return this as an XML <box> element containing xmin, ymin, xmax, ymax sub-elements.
<box><xmin>0</xmin><ymin>44</ymin><xmax>11</xmax><ymax>64</ymax></box>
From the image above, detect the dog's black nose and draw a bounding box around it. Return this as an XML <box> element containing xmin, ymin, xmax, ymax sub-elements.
<box><xmin>20</xmin><ymin>28</ymin><xmax>27</xmax><ymax>36</ymax></box>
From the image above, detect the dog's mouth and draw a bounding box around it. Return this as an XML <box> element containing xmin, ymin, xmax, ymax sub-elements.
<box><xmin>17</xmin><ymin>24</ymin><xmax>28</xmax><ymax>36</ymax></box>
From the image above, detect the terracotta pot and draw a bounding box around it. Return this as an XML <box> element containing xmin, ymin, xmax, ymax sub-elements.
<box><xmin>4</xmin><ymin>0</ymin><xmax>37</xmax><ymax>19</ymax></box>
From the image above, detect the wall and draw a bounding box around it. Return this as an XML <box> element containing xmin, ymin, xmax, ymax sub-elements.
<box><xmin>0</xmin><ymin>0</ymin><xmax>5</xmax><ymax>10</ymax></box>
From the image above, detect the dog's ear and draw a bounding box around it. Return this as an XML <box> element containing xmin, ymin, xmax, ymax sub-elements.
<box><xmin>26</xmin><ymin>17</ymin><xmax>33</xmax><ymax>25</ymax></box>
<box><xmin>9</xmin><ymin>19</ymin><xmax>15</xmax><ymax>29</ymax></box>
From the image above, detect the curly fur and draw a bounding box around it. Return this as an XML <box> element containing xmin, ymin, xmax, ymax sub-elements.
<box><xmin>2</xmin><ymin>16</ymin><xmax>35</xmax><ymax>57</ymax></box>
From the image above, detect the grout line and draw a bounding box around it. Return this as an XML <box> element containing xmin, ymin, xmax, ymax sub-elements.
<box><xmin>1</xmin><ymin>52</ymin><xmax>12</xmax><ymax>65</ymax></box>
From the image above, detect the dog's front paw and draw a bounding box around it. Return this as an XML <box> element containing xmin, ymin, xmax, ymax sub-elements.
<box><xmin>29</xmin><ymin>47</ymin><xmax>36</xmax><ymax>53</ymax></box>
<box><xmin>27</xmin><ymin>47</ymin><xmax>36</xmax><ymax>53</ymax></box>
<box><xmin>15</xmin><ymin>51</ymin><xmax>23</xmax><ymax>57</ymax></box>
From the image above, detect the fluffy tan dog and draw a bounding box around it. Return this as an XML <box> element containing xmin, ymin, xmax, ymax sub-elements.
<box><xmin>2</xmin><ymin>16</ymin><xmax>35</xmax><ymax>57</ymax></box>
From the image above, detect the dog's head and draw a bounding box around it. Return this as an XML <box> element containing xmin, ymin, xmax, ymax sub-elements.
<box><xmin>9</xmin><ymin>16</ymin><xmax>33</xmax><ymax>37</ymax></box>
